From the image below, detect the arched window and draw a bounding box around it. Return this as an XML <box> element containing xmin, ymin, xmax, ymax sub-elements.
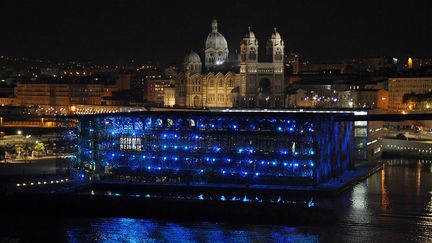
<box><xmin>228</xmin><ymin>80</ymin><xmax>234</xmax><ymax>87</ymax></box>
<box><xmin>218</xmin><ymin>79</ymin><xmax>224</xmax><ymax>87</ymax></box>
<box><xmin>209</xmin><ymin>78</ymin><xmax>215</xmax><ymax>87</ymax></box>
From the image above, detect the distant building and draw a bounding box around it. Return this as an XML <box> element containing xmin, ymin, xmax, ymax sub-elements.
<box><xmin>346</xmin><ymin>57</ymin><xmax>396</xmax><ymax>73</ymax></box>
<box><xmin>15</xmin><ymin>77</ymin><xmax>105</xmax><ymax>110</ymax></box>
<box><xmin>147</xmin><ymin>79</ymin><xmax>175</xmax><ymax>105</ymax></box>
<box><xmin>284</xmin><ymin>53</ymin><xmax>300</xmax><ymax>75</ymax></box>
<box><xmin>388</xmin><ymin>77</ymin><xmax>432</xmax><ymax>112</ymax></box>
<box><xmin>285</xmin><ymin>75</ymin><xmax>388</xmax><ymax>109</ymax></box>
<box><xmin>301</xmin><ymin>63</ymin><xmax>345</xmax><ymax>75</ymax></box>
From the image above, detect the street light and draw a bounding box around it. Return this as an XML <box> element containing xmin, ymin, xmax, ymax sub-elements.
<box><xmin>17</xmin><ymin>130</ymin><xmax>22</xmax><ymax>135</ymax></box>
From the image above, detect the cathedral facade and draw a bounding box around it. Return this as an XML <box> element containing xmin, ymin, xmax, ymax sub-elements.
<box><xmin>175</xmin><ymin>20</ymin><xmax>285</xmax><ymax>108</ymax></box>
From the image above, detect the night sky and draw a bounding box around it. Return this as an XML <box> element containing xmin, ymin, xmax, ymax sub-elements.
<box><xmin>1</xmin><ymin>0</ymin><xmax>431</xmax><ymax>64</ymax></box>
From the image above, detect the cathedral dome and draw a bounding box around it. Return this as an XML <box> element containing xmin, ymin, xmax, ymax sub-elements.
<box><xmin>184</xmin><ymin>50</ymin><xmax>201</xmax><ymax>63</ymax></box>
<box><xmin>205</xmin><ymin>20</ymin><xmax>228</xmax><ymax>53</ymax></box>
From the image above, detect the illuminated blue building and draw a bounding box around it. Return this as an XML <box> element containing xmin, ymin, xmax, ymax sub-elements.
<box><xmin>76</xmin><ymin>110</ymin><xmax>355</xmax><ymax>186</ymax></box>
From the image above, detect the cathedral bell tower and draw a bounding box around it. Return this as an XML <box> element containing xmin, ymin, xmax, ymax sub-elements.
<box><xmin>266</xmin><ymin>28</ymin><xmax>284</xmax><ymax>63</ymax></box>
<box><xmin>240</xmin><ymin>27</ymin><xmax>259</xmax><ymax>65</ymax></box>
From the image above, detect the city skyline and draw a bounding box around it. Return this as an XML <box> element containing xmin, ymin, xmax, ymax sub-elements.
<box><xmin>1</xmin><ymin>0</ymin><xmax>431</xmax><ymax>64</ymax></box>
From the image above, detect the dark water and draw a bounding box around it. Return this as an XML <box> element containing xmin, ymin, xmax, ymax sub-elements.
<box><xmin>3</xmin><ymin>159</ymin><xmax>432</xmax><ymax>242</ymax></box>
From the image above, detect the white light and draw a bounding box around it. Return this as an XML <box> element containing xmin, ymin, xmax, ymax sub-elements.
<box><xmin>17</xmin><ymin>130</ymin><xmax>22</xmax><ymax>135</ymax></box>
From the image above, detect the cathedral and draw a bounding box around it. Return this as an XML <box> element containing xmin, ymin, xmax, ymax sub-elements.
<box><xmin>175</xmin><ymin>19</ymin><xmax>285</xmax><ymax>108</ymax></box>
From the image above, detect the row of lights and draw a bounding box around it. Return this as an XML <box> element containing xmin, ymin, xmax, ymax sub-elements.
<box><xmin>100</xmin><ymin>191</ymin><xmax>316</xmax><ymax>207</ymax></box>
<box><xmin>386</xmin><ymin>144</ymin><xmax>432</xmax><ymax>153</ymax></box>
<box><xmin>16</xmin><ymin>178</ymin><xmax>69</xmax><ymax>187</ymax></box>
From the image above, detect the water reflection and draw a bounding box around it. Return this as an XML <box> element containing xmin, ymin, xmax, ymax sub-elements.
<box><xmin>1</xmin><ymin>158</ymin><xmax>429</xmax><ymax>242</ymax></box>
<box><xmin>65</xmin><ymin>218</ymin><xmax>319</xmax><ymax>242</ymax></box>
<box><xmin>381</xmin><ymin>169</ymin><xmax>389</xmax><ymax>211</ymax></box>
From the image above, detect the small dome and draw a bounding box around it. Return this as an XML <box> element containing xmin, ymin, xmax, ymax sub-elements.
<box><xmin>244</xmin><ymin>26</ymin><xmax>255</xmax><ymax>39</ymax></box>
<box><xmin>184</xmin><ymin>50</ymin><xmax>201</xmax><ymax>63</ymax></box>
<box><xmin>271</xmin><ymin>27</ymin><xmax>281</xmax><ymax>39</ymax></box>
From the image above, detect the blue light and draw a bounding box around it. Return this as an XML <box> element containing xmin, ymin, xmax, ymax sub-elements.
<box><xmin>145</xmin><ymin>194</ymin><xmax>151</xmax><ymax>198</ymax></box>
<box><xmin>147</xmin><ymin>166</ymin><xmax>151</xmax><ymax>170</ymax></box>
<box><xmin>111</xmin><ymin>153</ymin><xmax>115</xmax><ymax>157</ymax></box>
<box><xmin>260</xmin><ymin>161</ymin><xmax>265</xmax><ymax>165</ymax></box>
<box><xmin>242</xmin><ymin>196</ymin><xmax>249</xmax><ymax>202</ymax></box>
<box><xmin>111</xmin><ymin>131</ymin><xmax>115</xmax><ymax>135</ymax></box>
<box><xmin>238</xmin><ymin>148</ymin><xmax>243</xmax><ymax>153</ymax></box>
<box><xmin>255</xmin><ymin>172</ymin><xmax>260</xmax><ymax>176</ymax></box>
<box><xmin>272</xmin><ymin>161</ymin><xmax>277</xmax><ymax>166</ymax></box>
<box><xmin>289</xmin><ymin>127</ymin><xmax>294</xmax><ymax>132</ymax></box>
<box><xmin>142</xmin><ymin>155</ymin><xmax>146</xmax><ymax>159</ymax></box>
<box><xmin>248</xmin><ymin>160</ymin><xmax>253</xmax><ymax>164</ymax></box>
<box><xmin>198</xmin><ymin>194</ymin><xmax>204</xmax><ymax>200</ymax></box>
<box><xmin>157</xmin><ymin>167</ymin><xmax>161</xmax><ymax>170</ymax></box>
<box><xmin>309</xmin><ymin>161</ymin><xmax>315</xmax><ymax>167</ymax></box>
<box><xmin>200</xmin><ymin>169</ymin><xmax>204</xmax><ymax>173</ymax></box>
<box><xmin>184</xmin><ymin>146</ymin><xmax>189</xmax><ymax>150</ymax></box>
<box><xmin>309</xmin><ymin>150</ymin><xmax>315</xmax><ymax>155</ymax></box>
<box><xmin>243</xmin><ymin>172</ymin><xmax>248</xmax><ymax>176</ymax></box>
<box><xmin>222</xmin><ymin>170</ymin><xmax>226</xmax><ymax>174</ymax></box>
<box><xmin>232</xmin><ymin>124</ymin><xmax>237</xmax><ymax>129</ymax></box>
<box><xmin>194</xmin><ymin>135</ymin><xmax>199</xmax><ymax>139</ymax></box>
<box><xmin>212</xmin><ymin>158</ymin><xmax>216</xmax><ymax>162</ymax></box>
<box><xmin>308</xmin><ymin>198</ymin><xmax>315</xmax><ymax>207</ymax></box>
<box><xmin>213</xmin><ymin>147</ymin><xmax>221</xmax><ymax>152</ymax></box>
<box><xmin>220</xmin><ymin>196</ymin><xmax>226</xmax><ymax>201</ymax></box>
<box><xmin>174</xmin><ymin>157</ymin><xmax>178</xmax><ymax>161</ymax></box>
<box><xmin>294</xmin><ymin>152</ymin><xmax>299</xmax><ymax>156</ymax></box>
<box><xmin>163</xmin><ymin>157</ymin><xmax>167</xmax><ymax>160</ymax></box>
<box><xmin>174</xmin><ymin>146</ymin><xmax>178</xmax><ymax>149</ymax></box>
<box><xmin>283</xmin><ymin>162</ymin><xmax>288</xmax><ymax>166</ymax></box>
<box><xmin>294</xmin><ymin>163</ymin><xmax>299</xmax><ymax>167</ymax></box>
<box><xmin>114</xmin><ymin>193</ymin><xmax>120</xmax><ymax>196</ymax></box>
<box><xmin>163</xmin><ymin>134</ymin><xmax>167</xmax><ymax>138</ymax></box>
<box><xmin>163</xmin><ymin>145</ymin><xmax>167</xmax><ymax>149</ymax></box>
<box><xmin>226</xmin><ymin>158</ymin><xmax>231</xmax><ymax>162</ymax></box>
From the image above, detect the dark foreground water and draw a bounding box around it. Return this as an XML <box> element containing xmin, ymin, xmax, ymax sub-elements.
<box><xmin>2</xmin><ymin>158</ymin><xmax>432</xmax><ymax>242</ymax></box>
